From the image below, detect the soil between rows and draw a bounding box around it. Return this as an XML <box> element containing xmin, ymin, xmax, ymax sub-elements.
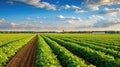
<box><xmin>6</xmin><ymin>35</ymin><xmax>37</xmax><ymax>67</ymax></box>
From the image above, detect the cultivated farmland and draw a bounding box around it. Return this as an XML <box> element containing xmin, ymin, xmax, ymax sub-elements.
<box><xmin>0</xmin><ymin>34</ymin><xmax>120</xmax><ymax>67</ymax></box>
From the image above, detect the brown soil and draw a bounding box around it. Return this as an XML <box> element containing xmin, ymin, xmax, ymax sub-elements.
<box><xmin>6</xmin><ymin>35</ymin><xmax>37</xmax><ymax>67</ymax></box>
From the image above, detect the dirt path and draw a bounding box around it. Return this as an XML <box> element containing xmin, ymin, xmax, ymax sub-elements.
<box><xmin>6</xmin><ymin>35</ymin><xmax>37</xmax><ymax>67</ymax></box>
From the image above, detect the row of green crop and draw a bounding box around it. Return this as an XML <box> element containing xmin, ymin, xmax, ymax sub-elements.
<box><xmin>87</xmin><ymin>41</ymin><xmax>120</xmax><ymax>51</ymax></box>
<box><xmin>47</xmin><ymin>36</ymin><xmax>120</xmax><ymax>67</ymax></box>
<box><xmin>36</xmin><ymin>36</ymin><xmax>61</xmax><ymax>67</ymax></box>
<box><xmin>53</xmin><ymin>37</ymin><xmax>120</xmax><ymax>59</ymax></box>
<box><xmin>47</xmin><ymin>34</ymin><xmax>120</xmax><ymax>47</ymax></box>
<box><xmin>51</xmin><ymin>34</ymin><xmax>120</xmax><ymax>52</ymax></box>
<box><xmin>0</xmin><ymin>35</ymin><xmax>34</xmax><ymax>67</ymax></box>
<box><xmin>69</xmin><ymin>37</ymin><xmax>120</xmax><ymax>51</ymax></box>
<box><xmin>77</xmin><ymin>36</ymin><xmax>120</xmax><ymax>46</ymax></box>
<box><xmin>49</xmin><ymin>35</ymin><xmax>120</xmax><ymax>54</ymax></box>
<box><xmin>0</xmin><ymin>34</ymin><xmax>33</xmax><ymax>47</ymax></box>
<box><xmin>87</xmin><ymin>39</ymin><xmax>120</xmax><ymax>46</ymax></box>
<box><xmin>42</xmin><ymin>36</ymin><xmax>95</xmax><ymax>67</ymax></box>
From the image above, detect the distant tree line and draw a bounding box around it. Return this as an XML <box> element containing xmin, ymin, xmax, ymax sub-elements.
<box><xmin>61</xmin><ymin>29</ymin><xmax>120</xmax><ymax>34</ymax></box>
<box><xmin>0</xmin><ymin>31</ymin><xmax>120</xmax><ymax>34</ymax></box>
<box><xmin>0</xmin><ymin>31</ymin><xmax>57</xmax><ymax>33</ymax></box>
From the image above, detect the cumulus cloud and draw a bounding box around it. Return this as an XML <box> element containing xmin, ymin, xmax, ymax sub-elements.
<box><xmin>0</xmin><ymin>18</ymin><xmax>46</xmax><ymax>30</ymax></box>
<box><xmin>75</xmin><ymin>9</ymin><xmax>86</xmax><ymax>13</ymax></box>
<box><xmin>10</xmin><ymin>22</ymin><xmax>20</xmax><ymax>28</ymax></box>
<box><xmin>100</xmin><ymin>8</ymin><xmax>120</xmax><ymax>15</ymax></box>
<box><xmin>0</xmin><ymin>18</ymin><xmax>12</xmax><ymax>29</ymax></box>
<box><xmin>57</xmin><ymin>15</ymin><xmax>83</xmax><ymax>26</ymax></box>
<box><xmin>57</xmin><ymin>15</ymin><xmax>65</xmax><ymax>19</ymax></box>
<box><xmin>84</xmin><ymin>0</ymin><xmax>120</xmax><ymax>11</ymax></box>
<box><xmin>66</xmin><ymin>19</ymin><xmax>82</xmax><ymax>24</ymax></box>
<box><xmin>1</xmin><ymin>20</ymin><xmax>91</xmax><ymax>31</ymax></box>
<box><xmin>8</xmin><ymin>22</ymin><xmax>77</xmax><ymax>31</ymax></box>
<box><xmin>61</xmin><ymin>5</ymin><xmax>80</xmax><ymax>9</ymax></box>
<box><xmin>76</xmin><ymin>14</ymin><xmax>120</xmax><ymax>28</ymax></box>
<box><xmin>57</xmin><ymin>15</ymin><xmax>120</xmax><ymax>30</ymax></box>
<box><xmin>0</xmin><ymin>18</ymin><xmax>6</xmax><ymax>24</ymax></box>
<box><xmin>57</xmin><ymin>15</ymin><xmax>114</xmax><ymax>28</ymax></box>
<box><xmin>88</xmin><ymin>15</ymin><xmax>104</xmax><ymax>20</ymax></box>
<box><xmin>62</xmin><ymin>4</ymin><xmax>71</xmax><ymax>9</ymax></box>
<box><xmin>91</xmin><ymin>16</ymin><xmax>120</xmax><ymax>28</ymax></box>
<box><xmin>57</xmin><ymin>15</ymin><xmax>81</xmax><ymax>21</ymax></box>
<box><xmin>71</xmin><ymin>5</ymin><xmax>80</xmax><ymax>9</ymax></box>
<box><xmin>86</xmin><ymin>14</ymin><xmax>119</xmax><ymax>28</ymax></box>
<box><xmin>57</xmin><ymin>15</ymin><xmax>88</xmax><ymax>29</ymax></box>
<box><xmin>9</xmin><ymin>0</ymin><xmax>56</xmax><ymax>10</ymax></box>
<box><xmin>0</xmin><ymin>16</ymin><xmax>120</xmax><ymax>31</ymax></box>
<box><xmin>9</xmin><ymin>22</ymin><xmax>45</xmax><ymax>30</ymax></box>
<box><xmin>94</xmin><ymin>20</ymin><xmax>120</xmax><ymax>27</ymax></box>
<box><xmin>1</xmin><ymin>17</ymin><xmax>120</xmax><ymax>31</ymax></box>
<box><xmin>61</xmin><ymin>5</ymin><xmax>86</xmax><ymax>13</ymax></box>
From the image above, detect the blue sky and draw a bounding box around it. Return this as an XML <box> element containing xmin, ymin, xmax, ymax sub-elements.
<box><xmin>0</xmin><ymin>0</ymin><xmax>120</xmax><ymax>31</ymax></box>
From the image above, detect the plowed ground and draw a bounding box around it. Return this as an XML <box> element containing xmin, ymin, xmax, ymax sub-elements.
<box><xmin>6</xmin><ymin>36</ymin><xmax>37</xmax><ymax>67</ymax></box>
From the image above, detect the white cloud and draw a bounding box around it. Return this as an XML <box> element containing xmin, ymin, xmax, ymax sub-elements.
<box><xmin>74</xmin><ymin>17</ymin><xmax>120</xmax><ymax>31</ymax></box>
<box><xmin>11</xmin><ymin>0</ymin><xmax>56</xmax><ymax>10</ymax></box>
<box><xmin>62</xmin><ymin>4</ymin><xmax>71</xmax><ymax>9</ymax></box>
<box><xmin>67</xmin><ymin>20</ymin><xmax>75</xmax><ymax>24</ymax></box>
<box><xmin>57</xmin><ymin>15</ymin><xmax>65</xmax><ymax>19</ymax></box>
<box><xmin>11</xmin><ymin>22</ymin><xmax>16</xmax><ymax>26</ymax></box>
<box><xmin>87</xmin><ymin>5</ymin><xmax>99</xmax><ymax>10</ymax></box>
<box><xmin>62</xmin><ymin>5</ymin><xmax>81</xmax><ymax>9</ymax></box>
<box><xmin>70</xmin><ymin>17</ymin><xmax>81</xmax><ymax>20</ymax></box>
<box><xmin>71</xmin><ymin>5</ymin><xmax>80</xmax><ymax>9</ymax></box>
<box><xmin>57</xmin><ymin>15</ymin><xmax>82</xmax><ymax>21</ymax></box>
<box><xmin>107</xmin><ymin>18</ymin><xmax>120</xmax><ymax>23</ymax></box>
<box><xmin>66</xmin><ymin>19</ymin><xmax>82</xmax><ymax>24</ymax></box>
<box><xmin>100</xmin><ymin>8</ymin><xmax>120</xmax><ymax>15</ymax></box>
<box><xmin>84</xmin><ymin>0</ymin><xmax>120</xmax><ymax>11</ymax></box>
<box><xmin>105</xmin><ymin>24</ymin><xmax>120</xmax><ymax>30</ymax></box>
<box><xmin>91</xmin><ymin>15</ymin><xmax>120</xmax><ymax>27</ymax></box>
<box><xmin>88</xmin><ymin>15</ymin><xmax>104</xmax><ymax>20</ymax></box>
<box><xmin>9</xmin><ymin>22</ymin><xmax>45</xmax><ymax>30</ymax></box>
<box><xmin>0</xmin><ymin>18</ymin><xmax>12</xmax><ymax>29</ymax></box>
<box><xmin>10</xmin><ymin>22</ymin><xmax>20</xmax><ymax>28</ymax></box>
<box><xmin>57</xmin><ymin>15</ymin><xmax>89</xmax><ymax>28</ymax></box>
<box><xmin>0</xmin><ymin>18</ymin><xmax>6</xmax><ymax>24</ymax></box>
<box><xmin>75</xmin><ymin>9</ymin><xmax>86</xmax><ymax>13</ymax></box>
<box><xmin>61</xmin><ymin>0</ymin><xmax>120</xmax><ymax>12</ymax></box>
<box><xmin>61</xmin><ymin>5</ymin><xmax>86</xmax><ymax>13</ymax></box>
<box><xmin>72</xmin><ymin>14</ymin><xmax>120</xmax><ymax>28</ymax></box>
<box><xmin>1</xmin><ymin>17</ymin><xmax>120</xmax><ymax>31</ymax></box>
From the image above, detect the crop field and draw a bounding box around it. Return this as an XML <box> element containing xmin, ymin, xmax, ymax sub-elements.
<box><xmin>0</xmin><ymin>34</ymin><xmax>120</xmax><ymax>67</ymax></box>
